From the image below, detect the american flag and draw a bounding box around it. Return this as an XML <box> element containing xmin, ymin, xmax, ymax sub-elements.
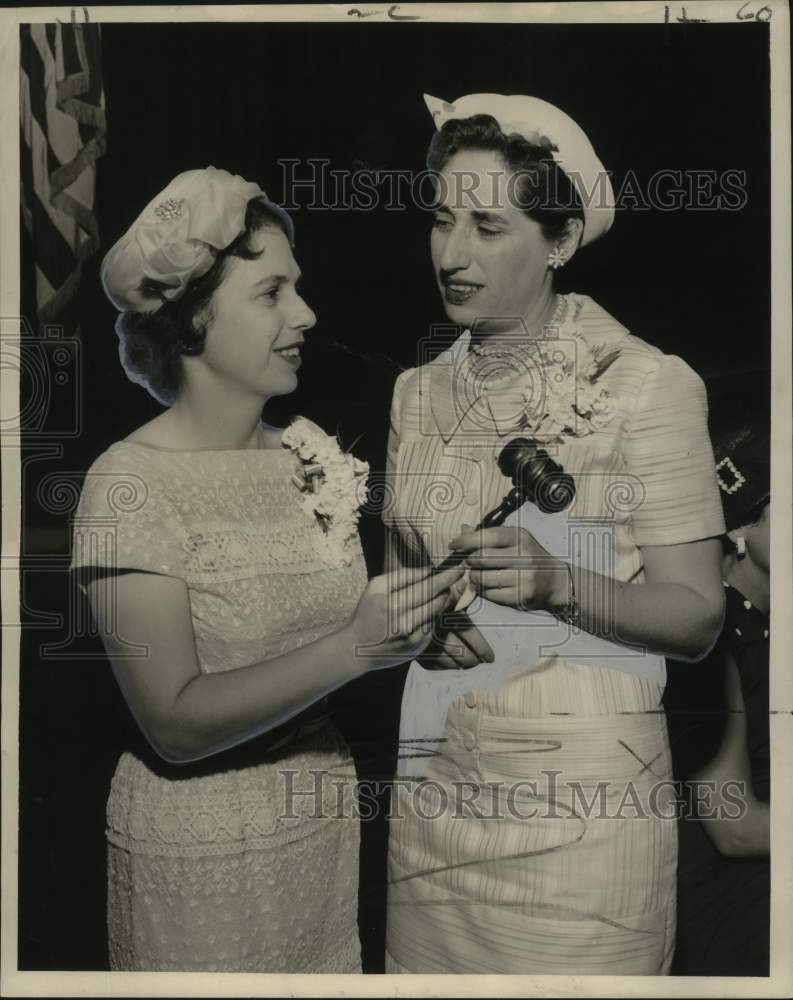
<box><xmin>19</xmin><ymin>17</ymin><xmax>106</xmax><ymax>325</ymax></box>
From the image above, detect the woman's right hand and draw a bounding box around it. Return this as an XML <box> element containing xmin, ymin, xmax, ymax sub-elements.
<box><xmin>417</xmin><ymin>611</ymin><xmax>495</xmax><ymax>670</ymax></box>
<box><xmin>346</xmin><ymin>564</ymin><xmax>466</xmax><ymax>671</ymax></box>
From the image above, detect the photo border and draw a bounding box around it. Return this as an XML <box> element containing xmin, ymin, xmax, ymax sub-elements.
<box><xmin>2</xmin><ymin>3</ymin><xmax>791</xmax><ymax>997</ymax></box>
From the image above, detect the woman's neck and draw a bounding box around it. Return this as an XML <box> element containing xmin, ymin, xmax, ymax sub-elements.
<box><xmin>161</xmin><ymin>386</ymin><xmax>270</xmax><ymax>451</ymax></box>
<box><xmin>723</xmin><ymin>551</ymin><xmax>770</xmax><ymax>616</ymax></box>
<box><xmin>471</xmin><ymin>285</ymin><xmax>560</xmax><ymax>349</ymax></box>
<box><xmin>529</xmin><ymin>284</ymin><xmax>560</xmax><ymax>334</ymax></box>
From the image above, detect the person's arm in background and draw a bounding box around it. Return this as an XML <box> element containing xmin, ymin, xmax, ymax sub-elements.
<box><xmin>691</xmin><ymin>647</ymin><xmax>769</xmax><ymax>857</ymax></box>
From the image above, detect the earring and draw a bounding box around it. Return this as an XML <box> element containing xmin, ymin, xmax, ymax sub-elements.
<box><xmin>548</xmin><ymin>247</ymin><xmax>567</xmax><ymax>269</ymax></box>
<box><xmin>735</xmin><ymin>535</ymin><xmax>747</xmax><ymax>558</ymax></box>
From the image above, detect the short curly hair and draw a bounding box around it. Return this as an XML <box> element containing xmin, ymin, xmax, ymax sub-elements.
<box><xmin>115</xmin><ymin>198</ymin><xmax>291</xmax><ymax>406</ymax></box>
<box><xmin>427</xmin><ymin>113</ymin><xmax>584</xmax><ymax>243</ymax></box>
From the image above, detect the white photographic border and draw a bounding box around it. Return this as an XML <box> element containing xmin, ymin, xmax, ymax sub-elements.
<box><xmin>1</xmin><ymin>3</ymin><xmax>790</xmax><ymax>997</ymax></box>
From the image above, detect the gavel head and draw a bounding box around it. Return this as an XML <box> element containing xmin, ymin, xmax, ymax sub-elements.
<box><xmin>497</xmin><ymin>437</ymin><xmax>576</xmax><ymax>514</ymax></box>
<box><xmin>497</xmin><ymin>438</ymin><xmax>545</xmax><ymax>482</ymax></box>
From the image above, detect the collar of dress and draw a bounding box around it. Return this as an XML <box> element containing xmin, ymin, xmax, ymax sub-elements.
<box><xmin>427</xmin><ymin>293</ymin><xmax>629</xmax><ymax>444</ymax></box>
<box><xmin>428</xmin><ymin>330</ymin><xmax>545</xmax><ymax>443</ymax></box>
<box><xmin>428</xmin><ymin>328</ymin><xmax>474</xmax><ymax>443</ymax></box>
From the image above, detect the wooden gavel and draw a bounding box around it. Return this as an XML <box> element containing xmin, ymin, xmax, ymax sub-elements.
<box><xmin>433</xmin><ymin>437</ymin><xmax>576</xmax><ymax>575</ymax></box>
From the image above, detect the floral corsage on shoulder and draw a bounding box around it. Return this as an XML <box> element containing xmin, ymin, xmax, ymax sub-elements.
<box><xmin>281</xmin><ymin>417</ymin><xmax>369</xmax><ymax>566</ymax></box>
<box><xmin>470</xmin><ymin>294</ymin><xmax>622</xmax><ymax>442</ymax></box>
<box><xmin>528</xmin><ymin>331</ymin><xmax>621</xmax><ymax>441</ymax></box>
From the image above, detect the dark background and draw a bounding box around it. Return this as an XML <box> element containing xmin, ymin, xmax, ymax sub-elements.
<box><xmin>19</xmin><ymin>17</ymin><xmax>771</xmax><ymax>971</ymax></box>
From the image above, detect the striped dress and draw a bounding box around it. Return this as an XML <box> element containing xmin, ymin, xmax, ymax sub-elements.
<box><xmin>383</xmin><ymin>293</ymin><xmax>725</xmax><ymax>974</ymax></box>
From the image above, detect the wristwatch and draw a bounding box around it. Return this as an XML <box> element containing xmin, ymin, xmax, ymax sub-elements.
<box><xmin>551</xmin><ymin>563</ymin><xmax>580</xmax><ymax>628</ymax></box>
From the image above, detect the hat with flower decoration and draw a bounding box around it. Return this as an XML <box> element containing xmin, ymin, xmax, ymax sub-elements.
<box><xmin>101</xmin><ymin>166</ymin><xmax>294</xmax><ymax>315</ymax></box>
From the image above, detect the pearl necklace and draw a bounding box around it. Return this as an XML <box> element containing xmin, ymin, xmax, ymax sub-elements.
<box><xmin>469</xmin><ymin>294</ymin><xmax>568</xmax><ymax>360</ymax></box>
<box><xmin>464</xmin><ymin>296</ymin><xmax>570</xmax><ymax>391</ymax></box>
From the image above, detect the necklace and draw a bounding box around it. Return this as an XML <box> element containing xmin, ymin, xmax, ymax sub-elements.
<box><xmin>469</xmin><ymin>294</ymin><xmax>568</xmax><ymax>363</ymax></box>
<box><xmin>462</xmin><ymin>296</ymin><xmax>570</xmax><ymax>391</ymax></box>
<box><xmin>449</xmin><ymin>292</ymin><xmax>618</xmax><ymax>439</ymax></box>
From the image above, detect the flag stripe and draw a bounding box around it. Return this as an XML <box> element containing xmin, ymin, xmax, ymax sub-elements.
<box><xmin>29</xmin><ymin>184</ymin><xmax>76</xmax><ymax>289</ymax></box>
<box><xmin>20</xmin><ymin>19</ymin><xmax>106</xmax><ymax>324</ymax></box>
<box><xmin>20</xmin><ymin>129</ymin><xmax>36</xmax><ymax>235</ymax></box>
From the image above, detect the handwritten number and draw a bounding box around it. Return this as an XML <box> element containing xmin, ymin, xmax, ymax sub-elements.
<box><xmin>665</xmin><ymin>3</ymin><xmax>772</xmax><ymax>24</ymax></box>
<box><xmin>737</xmin><ymin>0</ymin><xmax>773</xmax><ymax>19</ymax></box>
<box><xmin>664</xmin><ymin>6</ymin><xmax>708</xmax><ymax>24</ymax></box>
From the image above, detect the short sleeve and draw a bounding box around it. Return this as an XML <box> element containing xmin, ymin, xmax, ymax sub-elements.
<box><xmin>623</xmin><ymin>355</ymin><xmax>726</xmax><ymax>546</ymax></box>
<box><xmin>70</xmin><ymin>452</ymin><xmax>188</xmax><ymax>579</ymax></box>
<box><xmin>382</xmin><ymin>370</ymin><xmax>408</xmax><ymax>531</ymax></box>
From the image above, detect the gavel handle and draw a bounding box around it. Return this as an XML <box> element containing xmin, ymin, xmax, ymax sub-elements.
<box><xmin>431</xmin><ymin>489</ymin><xmax>525</xmax><ymax>575</ymax></box>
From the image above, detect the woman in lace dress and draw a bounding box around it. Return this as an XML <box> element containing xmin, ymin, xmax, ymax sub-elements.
<box><xmin>383</xmin><ymin>95</ymin><xmax>727</xmax><ymax>974</ymax></box>
<box><xmin>70</xmin><ymin>167</ymin><xmax>461</xmax><ymax>972</ymax></box>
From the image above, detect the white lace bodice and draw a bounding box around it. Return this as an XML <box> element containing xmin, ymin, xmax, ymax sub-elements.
<box><xmin>70</xmin><ymin>439</ymin><xmax>368</xmax><ymax>673</ymax></box>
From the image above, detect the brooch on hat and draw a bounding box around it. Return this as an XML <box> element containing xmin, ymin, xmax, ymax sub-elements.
<box><xmin>154</xmin><ymin>197</ymin><xmax>186</xmax><ymax>221</ymax></box>
<box><xmin>716</xmin><ymin>456</ymin><xmax>747</xmax><ymax>495</ymax></box>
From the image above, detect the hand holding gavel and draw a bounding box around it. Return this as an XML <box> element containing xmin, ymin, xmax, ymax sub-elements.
<box><xmin>433</xmin><ymin>438</ymin><xmax>576</xmax><ymax>576</ymax></box>
<box><xmin>416</xmin><ymin>439</ymin><xmax>575</xmax><ymax>665</ymax></box>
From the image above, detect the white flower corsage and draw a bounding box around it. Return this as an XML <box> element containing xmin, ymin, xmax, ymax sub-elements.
<box><xmin>522</xmin><ymin>332</ymin><xmax>620</xmax><ymax>441</ymax></box>
<box><xmin>469</xmin><ymin>296</ymin><xmax>620</xmax><ymax>441</ymax></box>
<box><xmin>281</xmin><ymin>417</ymin><xmax>369</xmax><ymax>566</ymax></box>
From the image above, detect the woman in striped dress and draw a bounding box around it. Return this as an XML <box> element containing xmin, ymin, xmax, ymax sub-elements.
<box><xmin>383</xmin><ymin>94</ymin><xmax>727</xmax><ymax>975</ymax></box>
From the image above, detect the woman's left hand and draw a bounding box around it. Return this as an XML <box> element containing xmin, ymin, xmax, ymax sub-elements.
<box><xmin>449</xmin><ymin>526</ymin><xmax>570</xmax><ymax>612</ymax></box>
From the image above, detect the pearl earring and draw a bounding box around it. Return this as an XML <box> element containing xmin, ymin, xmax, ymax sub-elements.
<box><xmin>548</xmin><ymin>247</ymin><xmax>567</xmax><ymax>269</ymax></box>
<box><xmin>735</xmin><ymin>535</ymin><xmax>747</xmax><ymax>558</ymax></box>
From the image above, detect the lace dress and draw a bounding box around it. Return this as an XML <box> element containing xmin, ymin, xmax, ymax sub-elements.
<box><xmin>70</xmin><ymin>437</ymin><xmax>368</xmax><ymax>972</ymax></box>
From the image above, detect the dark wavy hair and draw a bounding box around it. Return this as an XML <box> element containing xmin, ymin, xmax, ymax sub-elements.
<box><xmin>115</xmin><ymin>198</ymin><xmax>292</xmax><ymax>406</ymax></box>
<box><xmin>427</xmin><ymin>114</ymin><xmax>584</xmax><ymax>242</ymax></box>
